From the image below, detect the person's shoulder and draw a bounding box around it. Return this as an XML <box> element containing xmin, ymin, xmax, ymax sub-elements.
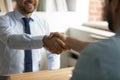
<box><xmin>81</xmin><ymin>37</ymin><xmax>117</xmax><ymax>56</ymax></box>
<box><xmin>0</xmin><ymin>11</ymin><xmax>16</xmax><ymax>26</ymax></box>
<box><xmin>0</xmin><ymin>14</ymin><xmax>9</xmax><ymax>25</ymax></box>
<box><xmin>0</xmin><ymin>11</ymin><xmax>14</xmax><ymax>21</ymax></box>
<box><xmin>94</xmin><ymin>36</ymin><xmax>119</xmax><ymax>51</ymax></box>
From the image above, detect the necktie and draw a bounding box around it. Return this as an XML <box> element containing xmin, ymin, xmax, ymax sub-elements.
<box><xmin>22</xmin><ymin>18</ymin><xmax>33</xmax><ymax>72</ymax></box>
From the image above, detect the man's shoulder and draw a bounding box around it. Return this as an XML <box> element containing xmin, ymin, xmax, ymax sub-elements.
<box><xmin>0</xmin><ymin>14</ymin><xmax>10</xmax><ymax>24</ymax></box>
<box><xmin>0</xmin><ymin>11</ymin><xmax>14</xmax><ymax>20</ymax></box>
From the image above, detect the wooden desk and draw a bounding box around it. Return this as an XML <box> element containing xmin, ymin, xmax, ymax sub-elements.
<box><xmin>7</xmin><ymin>67</ymin><xmax>73</xmax><ymax>80</ymax></box>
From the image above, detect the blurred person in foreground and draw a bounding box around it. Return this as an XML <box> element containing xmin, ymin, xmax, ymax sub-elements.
<box><xmin>44</xmin><ymin>0</ymin><xmax>120</xmax><ymax>79</ymax></box>
<box><xmin>0</xmin><ymin>0</ymin><xmax>67</xmax><ymax>75</ymax></box>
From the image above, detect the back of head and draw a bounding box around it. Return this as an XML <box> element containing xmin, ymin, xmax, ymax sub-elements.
<box><xmin>103</xmin><ymin>0</ymin><xmax>120</xmax><ymax>32</ymax></box>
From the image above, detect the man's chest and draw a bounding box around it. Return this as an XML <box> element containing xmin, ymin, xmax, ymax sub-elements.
<box><xmin>10</xmin><ymin>21</ymin><xmax>48</xmax><ymax>36</ymax></box>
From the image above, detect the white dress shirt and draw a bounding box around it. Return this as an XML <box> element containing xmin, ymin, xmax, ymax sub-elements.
<box><xmin>71</xmin><ymin>29</ymin><xmax>120</xmax><ymax>80</ymax></box>
<box><xmin>0</xmin><ymin>10</ymin><xmax>60</xmax><ymax>75</ymax></box>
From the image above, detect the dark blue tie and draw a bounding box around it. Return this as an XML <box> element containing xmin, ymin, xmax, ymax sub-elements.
<box><xmin>22</xmin><ymin>18</ymin><xmax>33</xmax><ymax>72</ymax></box>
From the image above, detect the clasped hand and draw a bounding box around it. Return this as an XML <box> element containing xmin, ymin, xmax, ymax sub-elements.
<box><xmin>43</xmin><ymin>32</ymin><xmax>70</xmax><ymax>54</ymax></box>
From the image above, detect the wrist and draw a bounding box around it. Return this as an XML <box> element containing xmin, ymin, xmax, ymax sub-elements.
<box><xmin>42</xmin><ymin>35</ymin><xmax>48</xmax><ymax>47</ymax></box>
<box><xmin>65</xmin><ymin>36</ymin><xmax>71</xmax><ymax>50</ymax></box>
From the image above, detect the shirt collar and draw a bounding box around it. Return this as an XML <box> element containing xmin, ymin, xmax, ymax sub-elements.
<box><xmin>14</xmin><ymin>10</ymin><xmax>35</xmax><ymax>21</ymax></box>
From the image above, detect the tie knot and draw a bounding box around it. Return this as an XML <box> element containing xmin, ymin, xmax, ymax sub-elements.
<box><xmin>22</xmin><ymin>18</ymin><xmax>31</xmax><ymax>23</ymax></box>
<box><xmin>22</xmin><ymin>17</ymin><xmax>31</xmax><ymax>34</ymax></box>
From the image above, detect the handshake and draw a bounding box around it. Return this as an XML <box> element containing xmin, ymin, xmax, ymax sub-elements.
<box><xmin>43</xmin><ymin>32</ymin><xmax>71</xmax><ymax>54</ymax></box>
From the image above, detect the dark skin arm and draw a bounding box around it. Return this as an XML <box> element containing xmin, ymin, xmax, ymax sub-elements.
<box><xmin>66</xmin><ymin>36</ymin><xmax>90</xmax><ymax>52</ymax></box>
<box><xmin>48</xmin><ymin>32</ymin><xmax>90</xmax><ymax>53</ymax></box>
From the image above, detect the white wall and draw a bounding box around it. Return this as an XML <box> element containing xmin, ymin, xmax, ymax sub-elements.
<box><xmin>36</xmin><ymin>0</ymin><xmax>90</xmax><ymax>32</ymax></box>
<box><xmin>36</xmin><ymin>12</ymin><xmax>84</xmax><ymax>32</ymax></box>
<box><xmin>76</xmin><ymin>0</ymin><xmax>89</xmax><ymax>23</ymax></box>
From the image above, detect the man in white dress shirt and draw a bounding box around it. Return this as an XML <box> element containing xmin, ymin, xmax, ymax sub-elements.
<box><xmin>0</xmin><ymin>0</ymin><xmax>66</xmax><ymax>75</ymax></box>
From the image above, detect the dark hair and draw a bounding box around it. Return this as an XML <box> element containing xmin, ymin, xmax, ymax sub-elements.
<box><xmin>108</xmin><ymin>0</ymin><xmax>112</xmax><ymax>4</ymax></box>
<box><xmin>102</xmin><ymin>0</ymin><xmax>113</xmax><ymax>31</ymax></box>
<box><xmin>103</xmin><ymin>0</ymin><xmax>120</xmax><ymax>31</ymax></box>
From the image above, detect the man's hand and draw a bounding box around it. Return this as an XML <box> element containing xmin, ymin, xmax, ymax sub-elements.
<box><xmin>43</xmin><ymin>35</ymin><xmax>69</xmax><ymax>54</ymax></box>
<box><xmin>49</xmin><ymin>32</ymin><xmax>67</xmax><ymax>42</ymax></box>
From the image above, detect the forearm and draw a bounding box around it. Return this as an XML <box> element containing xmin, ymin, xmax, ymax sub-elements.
<box><xmin>66</xmin><ymin>36</ymin><xmax>90</xmax><ymax>52</ymax></box>
<box><xmin>7</xmin><ymin>34</ymin><xmax>44</xmax><ymax>49</ymax></box>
